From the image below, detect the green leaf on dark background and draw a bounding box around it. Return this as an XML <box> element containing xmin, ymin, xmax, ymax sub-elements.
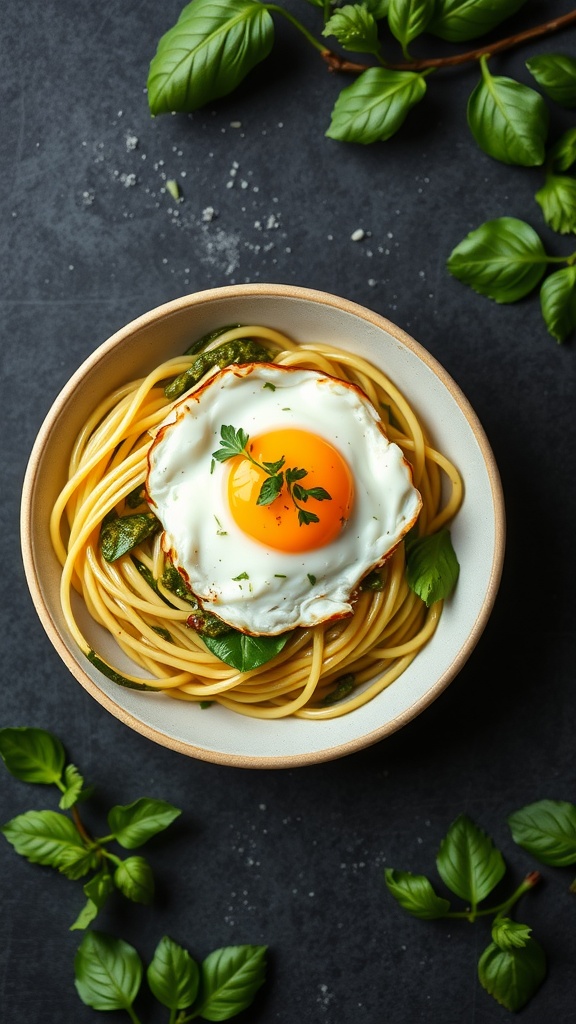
<box><xmin>326</xmin><ymin>68</ymin><xmax>427</xmax><ymax>144</ymax></box>
<box><xmin>74</xmin><ymin>931</ymin><xmax>143</xmax><ymax>1012</ymax></box>
<box><xmin>447</xmin><ymin>217</ymin><xmax>548</xmax><ymax>303</ymax></box>
<box><xmin>1</xmin><ymin>810</ymin><xmax>96</xmax><ymax>879</ymax></box>
<box><xmin>385</xmin><ymin>868</ymin><xmax>451</xmax><ymax>919</ymax></box>
<box><xmin>107</xmin><ymin>797</ymin><xmax>181</xmax><ymax>849</ymax></box>
<box><xmin>478</xmin><ymin>934</ymin><xmax>546</xmax><ymax>1012</ymax></box>
<box><xmin>0</xmin><ymin>726</ymin><xmax>65</xmax><ymax>785</ymax></box>
<box><xmin>428</xmin><ymin>0</ymin><xmax>528</xmax><ymax>43</ymax></box>
<box><xmin>114</xmin><ymin>856</ymin><xmax>155</xmax><ymax>904</ymax></box>
<box><xmin>198</xmin><ymin>944</ymin><xmax>267</xmax><ymax>1021</ymax></box>
<box><xmin>323</xmin><ymin>4</ymin><xmax>381</xmax><ymax>55</ymax></box>
<box><xmin>540</xmin><ymin>267</ymin><xmax>576</xmax><ymax>344</ymax></box>
<box><xmin>526</xmin><ymin>54</ymin><xmax>576</xmax><ymax>108</ymax></box>
<box><xmin>436</xmin><ymin>814</ymin><xmax>505</xmax><ymax>907</ymax></box>
<box><xmin>535</xmin><ymin>175</ymin><xmax>576</xmax><ymax>234</ymax></box>
<box><xmin>387</xmin><ymin>0</ymin><xmax>434</xmax><ymax>54</ymax></box>
<box><xmin>147</xmin><ymin>935</ymin><xmax>200</xmax><ymax>1010</ymax></box>
<box><xmin>508</xmin><ymin>799</ymin><xmax>576</xmax><ymax>864</ymax></box>
<box><xmin>148</xmin><ymin>0</ymin><xmax>275</xmax><ymax>115</ymax></box>
<box><xmin>468</xmin><ymin>59</ymin><xmax>548</xmax><ymax>166</ymax></box>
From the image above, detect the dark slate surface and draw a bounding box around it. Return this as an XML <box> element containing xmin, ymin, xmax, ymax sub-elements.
<box><xmin>1</xmin><ymin>2</ymin><xmax>576</xmax><ymax>1022</ymax></box>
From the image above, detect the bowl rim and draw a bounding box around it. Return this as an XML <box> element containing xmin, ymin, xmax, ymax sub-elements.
<box><xmin>20</xmin><ymin>283</ymin><xmax>506</xmax><ymax>767</ymax></box>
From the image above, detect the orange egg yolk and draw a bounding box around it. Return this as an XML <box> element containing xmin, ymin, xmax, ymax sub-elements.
<box><xmin>227</xmin><ymin>428</ymin><xmax>354</xmax><ymax>553</ymax></box>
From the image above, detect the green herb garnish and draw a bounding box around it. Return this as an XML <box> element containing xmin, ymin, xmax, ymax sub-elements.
<box><xmin>0</xmin><ymin>726</ymin><xmax>180</xmax><ymax>929</ymax></box>
<box><xmin>100</xmin><ymin>512</ymin><xmax>160</xmax><ymax>562</ymax></box>
<box><xmin>385</xmin><ymin>814</ymin><xmax>545</xmax><ymax>1012</ymax></box>
<box><xmin>212</xmin><ymin>424</ymin><xmax>331</xmax><ymax>526</ymax></box>
<box><xmin>165</xmin><ymin>338</ymin><xmax>271</xmax><ymax>400</ymax></box>
<box><xmin>405</xmin><ymin>527</ymin><xmax>459</xmax><ymax>607</ymax></box>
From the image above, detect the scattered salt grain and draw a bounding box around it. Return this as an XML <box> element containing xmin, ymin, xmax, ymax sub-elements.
<box><xmin>351</xmin><ymin>228</ymin><xmax>365</xmax><ymax>242</ymax></box>
<box><xmin>125</xmin><ymin>134</ymin><xmax>139</xmax><ymax>151</ymax></box>
<box><xmin>202</xmin><ymin>206</ymin><xmax>216</xmax><ymax>222</ymax></box>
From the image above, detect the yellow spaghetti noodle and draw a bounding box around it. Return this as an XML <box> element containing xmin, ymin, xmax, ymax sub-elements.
<box><xmin>50</xmin><ymin>326</ymin><xmax>463</xmax><ymax>719</ymax></box>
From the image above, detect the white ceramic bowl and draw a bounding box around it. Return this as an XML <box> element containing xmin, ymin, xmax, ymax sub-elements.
<box><xmin>21</xmin><ymin>285</ymin><xmax>505</xmax><ymax>768</ymax></box>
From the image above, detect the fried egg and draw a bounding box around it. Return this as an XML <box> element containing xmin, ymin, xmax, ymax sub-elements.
<box><xmin>146</xmin><ymin>362</ymin><xmax>422</xmax><ymax>635</ymax></box>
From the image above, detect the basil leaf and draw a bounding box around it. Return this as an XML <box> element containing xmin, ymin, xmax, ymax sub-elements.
<box><xmin>508</xmin><ymin>799</ymin><xmax>576</xmax><ymax>866</ymax></box>
<box><xmin>59</xmin><ymin>763</ymin><xmax>85</xmax><ymax>810</ymax></box>
<box><xmin>147</xmin><ymin>935</ymin><xmax>200</xmax><ymax>1010</ymax></box>
<box><xmin>428</xmin><ymin>0</ymin><xmax>527</xmax><ymax>43</ymax></box>
<box><xmin>447</xmin><ymin>217</ymin><xmax>548</xmax><ymax>303</ymax></box>
<box><xmin>526</xmin><ymin>54</ymin><xmax>576</xmax><ymax>109</ymax></box>
<box><xmin>147</xmin><ymin>0</ymin><xmax>275</xmax><ymax>115</ymax></box>
<box><xmin>198</xmin><ymin>945</ymin><xmax>267</xmax><ymax>1021</ymax></box>
<box><xmin>0</xmin><ymin>726</ymin><xmax>65</xmax><ymax>785</ymax></box>
<box><xmin>107</xmin><ymin>797</ymin><xmax>181</xmax><ymax>849</ymax></box>
<box><xmin>535</xmin><ymin>174</ymin><xmax>576</xmax><ymax>234</ymax></box>
<box><xmin>549</xmin><ymin>126</ymin><xmax>576</xmax><ymax>172</ymax></box>
<box><xmin>364</xmin><ymin>0</ymin><xmax>389</xmax><ymax>18</ymax></box>
<box><xmin>322</xmin><ymin>4</ymin><xmax>381</xmax><ymax>56</ymax></box>
<box><xmin>385</xmin><ymin>868</ymin><xmax>451</xmax><ymax>919</ymax></box>
<box><xmin>405</xmin><ymin>528</ymin><xmax>459</xmax><ymax>607</ymax></box>
<box><xmin>491</xmin><ymin>917</ymin><xmax>532</xmax><ymax>952</ymax></box>
<box><xmin>202</xmin><ymin>629</ymin><xmax>290</xmax><ymax>671</ymax></box>
<box><xmin>436</xmin><ymin>814</ymin><xmax>505</xmax><ymax>907</ymax></box>
<box><xmin>1</xmin><ymin>809</ymin><xmax>96</xmax><ymax>879</ymax></box>
<box><xmin>100</xmin><ymin>512</ymin><xmax>160</xmax><ymax>562</ymax></box>
<box><xmin>114</xmin><ymin>855</ymin><xmax>155</xmax><ymax>904</ymax></box>
<box><xmin>467</xmin><ymin>58</ymin><xmax>548</xmax><ymax>167</ymax></box>
<box><xmin>326</xmin><ymin>67</ymin><xmax>427</xmax><ymax>144</ymax></box>
<box><xmin>70</xmin><ymin>870</ymin><xmax>115</xmax><ymax>931</ymax></box>
<box><xmin>74</xmin><ymin>931</ymin><xmax>143</xmax><ymax>1012</ymax></box>
<box><xmin>478</xmin><ymin>935</ymin><xmax>546</xmax><ymax>1012</ymax></box>
<box><xmin>540</xmin><ymin>267</ymin><xmax>576</xmax><ymax>344</ymax></box>
<box><xmin>387</xmin><ymin>0</ymin><xmax>434</xmax><ymax>55</ymax></box>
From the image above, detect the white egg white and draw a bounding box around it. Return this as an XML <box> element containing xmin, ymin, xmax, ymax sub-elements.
<box><xmin>146</xmin><ymin>362</ymin><xmax>422</xmax><ymax>635</ymax></box>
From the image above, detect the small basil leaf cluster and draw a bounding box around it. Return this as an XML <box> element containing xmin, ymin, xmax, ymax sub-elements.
<box><xmin>0</xmin><ymin>727</ymin><xmax>181</xmax><ymax>930</ymax></box>
<box><xmin>1</xmin><ymin>726</ymin><xmax>269</xmax><ymax>1021</ymax></box>
<box><xmin>447</xmin><ymin>212</ymin><xmax>576</xmax><ymax>345</ymax></box>
<box><xmin>75</xmin><ymin>932</ymin><xmax>267</xmax><ymax>1023</ymax></box>
<box><xmin>385</xmin><ymin>814</ymin><xmax>545</xmax><ymax>1012</ymax></box>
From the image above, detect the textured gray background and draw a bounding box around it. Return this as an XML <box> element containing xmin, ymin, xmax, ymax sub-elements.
<box><xmin>1</xmin><ymin>2</ymin><xmax>576</xmax><ymax>1022</ymax></box>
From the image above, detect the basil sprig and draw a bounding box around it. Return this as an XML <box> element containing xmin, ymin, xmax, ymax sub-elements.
<box><xmin>75</xmin><ymin>931</ymin><xmax>267</xmax><ymax>1021</ymax></box>
<box><xmin>1</xmin><ymin>726</ymin><xmax>268</xmax><ymax>1020</ymax></box>
<box><xmin>385</xmin><ymin>814</ymin><xmax>545</xmax><ymax>1011</ymax></box>
<box><xmin>0</xmin><ymin>727</ymin><xmax>181</xmax><ymax>930</ymax></box>
<box><xmin>448</xmin><ymin>216</ymin><xmax>576</xmax><ymax>342</ymax></box>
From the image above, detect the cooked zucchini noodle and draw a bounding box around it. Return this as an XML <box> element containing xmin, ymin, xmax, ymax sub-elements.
<box><xmin>50</xmin><ymin>325</ymin><xmax>463</xmax><ymax>719</ymax></box>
